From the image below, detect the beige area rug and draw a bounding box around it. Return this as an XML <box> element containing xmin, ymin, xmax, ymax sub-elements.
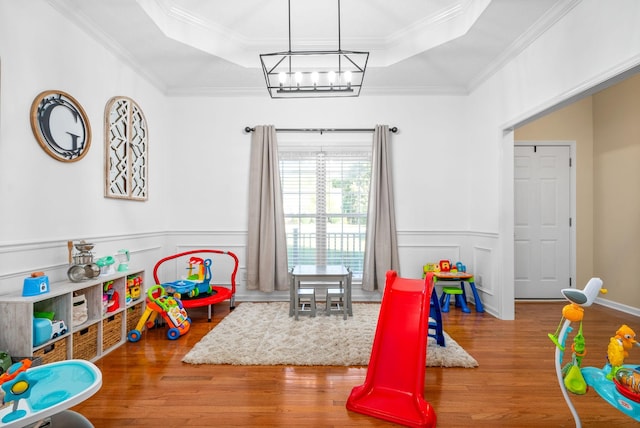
<box><xmin>183</xmin><ymin>302</ymin><xmax>478</xmax><ymax>367</ymax></box>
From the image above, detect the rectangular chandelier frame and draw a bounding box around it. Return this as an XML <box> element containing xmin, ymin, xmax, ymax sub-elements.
<box><xmin>260</xmin><ymin>50</ymin><xmax>369</xmax><ymax>98</ymax></box>
<box><xmin>259</xmin><ymin>0</ymin><xmax>369</xmax><ymax>99</ymax></box>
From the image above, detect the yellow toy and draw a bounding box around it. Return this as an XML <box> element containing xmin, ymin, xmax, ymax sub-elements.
<box><xmin>607</xmin><ymin>324</ymin><xmax>639</xmax><ymax>379</ymax></box>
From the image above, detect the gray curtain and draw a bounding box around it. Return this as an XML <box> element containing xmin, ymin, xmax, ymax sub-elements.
<box><xmin>246</xmin><ymin>125</ymin><xmax>289</xmax><ymax>292</ymax></box>
<box><xmin>362</xmin><ymin>125</ymin><xmax>400</xmax><ymax>291</ymax></box>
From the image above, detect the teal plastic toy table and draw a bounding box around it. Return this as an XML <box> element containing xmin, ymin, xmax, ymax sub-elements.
<box><xmin>0</xmin><ymin>359</ymin><xmax>101</xmax><ymax>427</ymax></box>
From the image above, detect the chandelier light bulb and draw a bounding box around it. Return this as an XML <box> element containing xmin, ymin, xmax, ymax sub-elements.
<box><xmin>327</xmin><ymin>70</ymin><xmax>336</xmax><ymax>85</ymax></box>
<box><xmin>311</xmin><ymin>71</ymin><xmax>319</xmax><ymax>87</ymax></box>
<box><xmin>344</xmin><ymin>70</ymin><xmax>353</xmax><ymax>89</ymax></box>
<box><xmin>278</xmin><ymin>72</ymin><xmax>287</xmax><ymax>86</ymax></box>
<box><xmin>295</xmin><ymin>71</ymin><xmax>303</xmax><ymax>87</ymax></box>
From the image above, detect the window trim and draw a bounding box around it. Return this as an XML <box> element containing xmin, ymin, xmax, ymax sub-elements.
<box><xmin>279</xmin><ymin>144</ymin><xmax>371</xmax><ymax>278</ymax></box>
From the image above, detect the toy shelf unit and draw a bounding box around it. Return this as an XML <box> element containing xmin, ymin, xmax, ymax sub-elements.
<box><xmin>0</xmin><ymin>269</ymin><xmax>145</xmax><ymax>365</ymax></box>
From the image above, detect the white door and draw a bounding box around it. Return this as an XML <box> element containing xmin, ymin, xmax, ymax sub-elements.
<box><xmin>514</xmin><ymin>145</ymin><xmax>571</xmax><ymax>299</ymax></box>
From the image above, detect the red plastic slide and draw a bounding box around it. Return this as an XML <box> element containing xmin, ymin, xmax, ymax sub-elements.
<box><xmin>346</xmin><ymin>271</ymin><xmax>437</xmax><ymax>427</ymax></box>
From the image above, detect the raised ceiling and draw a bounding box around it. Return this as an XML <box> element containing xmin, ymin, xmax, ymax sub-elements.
<box><xmin>49</xmin><ymin>0</ymin><xmax>577</xmax><ymax>96</ymax></box>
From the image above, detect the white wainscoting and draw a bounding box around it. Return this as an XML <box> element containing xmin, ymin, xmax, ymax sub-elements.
<box><xmin>0</xmin><ymin>229</ymin><xmax>500</xmax><ymax>316</ymax></box>
<box><xmin>0</xmin><ymin>232</ymin><xmax>166</xmax><ymax>295</ymax></box>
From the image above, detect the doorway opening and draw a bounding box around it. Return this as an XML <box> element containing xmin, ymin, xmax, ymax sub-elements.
<box><xmin>514</xmin><ymin>142</ymin><xmax>576</xmax><ymax>299</ymax></box>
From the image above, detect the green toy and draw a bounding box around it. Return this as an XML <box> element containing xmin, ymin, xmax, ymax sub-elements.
<box><xmin>0</xmin><ymin>351</ymin><xmax>12</xmax><ymax>375</ymax></box>
<box><xmin>561</xmin><ymin>322</ymin><xmax>588</xmax><ymax>395</ymax></box>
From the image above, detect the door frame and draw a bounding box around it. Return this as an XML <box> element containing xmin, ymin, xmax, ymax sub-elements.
<box><xmin>514</xmin><ymin>140</ymin><xmax>577</xmax><ymax>298</ymax></box>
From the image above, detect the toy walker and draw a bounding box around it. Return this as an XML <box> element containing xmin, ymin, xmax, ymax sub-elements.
<box><xmin>549</xmin><ymin>278</ymin><xmax>640</xmax><ymax>426</ymax></box>
<box><xmin>127</xmin><ymin>284</ymin><xmax>191</xmax><ymax>342</ymax></box>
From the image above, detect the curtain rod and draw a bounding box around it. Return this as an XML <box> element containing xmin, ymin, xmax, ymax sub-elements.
<box><xmin>244</xmin><ymin>126</ymin><xmax>398</xmax><ymax>134</ymax></box>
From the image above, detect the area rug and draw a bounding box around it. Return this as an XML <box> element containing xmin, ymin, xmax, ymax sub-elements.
<box><xmin>183</xmin><ymin>302</ymin><xmax>478</xmax><ymax>367</ymax></box>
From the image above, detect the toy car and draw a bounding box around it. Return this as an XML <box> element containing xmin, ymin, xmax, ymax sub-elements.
<box><xmin>51</xmin><ymin>320</ymin><xmax>68</xmax><ymax>339</ymax></box>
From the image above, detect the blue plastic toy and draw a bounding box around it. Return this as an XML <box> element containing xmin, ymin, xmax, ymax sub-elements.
<box><xmin>163</xmin><ymin>258</ymin><xmax>213</xmax><ymax>299</ymax></box>
<box><xmin>0</xmin><ymin>359</ymin><xmax>101</xmax><ymax>426</ymax></box>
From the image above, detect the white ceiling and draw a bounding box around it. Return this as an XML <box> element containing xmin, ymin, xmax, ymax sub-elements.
<box><xmin>49</xmin><ymin>0</ymin><xmax>576</xmax><ymax>96</ymax></box>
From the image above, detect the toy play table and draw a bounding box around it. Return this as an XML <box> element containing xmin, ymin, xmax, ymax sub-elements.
<box><xmin>0</xmin><ymin>359</ymin><xmax>101</xmax><ymax>427</ymax></box>
<box><xmin>290</xmin><ymin>265</ymin><xmax>352</xmax><ymax>319</ymax></box>
<box><xmin>432</xmin><ymin>271</ymin><xmax>484</xmax><ymax>313</ymax></box>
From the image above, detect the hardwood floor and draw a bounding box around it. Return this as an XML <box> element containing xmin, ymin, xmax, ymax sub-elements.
<box><xmin>72</xmin><ymin>300</ymin><xmax>640</xmax><ymax>427</ymax></box>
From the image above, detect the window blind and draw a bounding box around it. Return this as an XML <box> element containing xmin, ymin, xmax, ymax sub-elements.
<box><xmin>280</xmin><ymin>149</ymin><xmax>371</xmax><ymax>277</ymax></box>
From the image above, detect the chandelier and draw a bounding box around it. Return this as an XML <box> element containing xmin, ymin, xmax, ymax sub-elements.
<box><xmin>260</xmin><ymin>0</ymin><xmax>369</xmax><ymax>98</ymax></box>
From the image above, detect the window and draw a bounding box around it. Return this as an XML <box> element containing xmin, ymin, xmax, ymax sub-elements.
<box><xmin>279</xmin><ymin>148</ymin><xmax>371</xmax><ymax>278</ymax></box>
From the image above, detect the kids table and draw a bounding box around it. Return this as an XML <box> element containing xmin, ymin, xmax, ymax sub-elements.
<box><xmin>290</xmin><ymin>265</ymin><xmax>352</xmax><ymax>320</ymax></box>
<box><xmin>433</xmin><ymin>271</ymin><xmax>484</xmax><ymax>313</ymax></box>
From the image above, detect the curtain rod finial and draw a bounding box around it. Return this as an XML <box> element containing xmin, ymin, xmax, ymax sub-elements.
<box><xmin>390</xmin><ymin>127</ymin><xmax>398</xmax><ymax>133</ymax></box>
<box><xmin>244</xmin><ymin>126</ymin><xmax>254</xmax><ymax>133</ymax></box>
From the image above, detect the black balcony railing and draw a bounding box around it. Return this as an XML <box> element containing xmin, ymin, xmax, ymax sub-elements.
<box><xmin>286</xmin><ymin>230</ymin><xmax>366</xmax><ymax>276</ymax></box>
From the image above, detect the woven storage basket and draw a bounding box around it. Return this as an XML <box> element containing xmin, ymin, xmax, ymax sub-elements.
<box><xmin>72</xmin><ymin>323</ymin><xmax>98</xmax><ymax>360</ymax></box>
<box><xmin>33</xmin><ymin>338</ymin><xmax>68</xmax><ymax>364</ymax></box>
<box><xmin>102</xmin><ymin>312</ymin><xmax>123</xmax><ymax>351</ymax></box>
<box><xmin>126</xmin><ymin>303</ymin><xmax>143</xmax><ymax>333</ymax></box>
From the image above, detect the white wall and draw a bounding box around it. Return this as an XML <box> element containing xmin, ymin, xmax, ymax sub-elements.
<box><xmin>468</xmin><ymin>0</ymin><xmax>640</xmax><ymax>318</ymax></box>
<box><xmin>1</xmin><ymin>1</ymin><xmax>497</xmax><ymax>312</ymax></box>
<box><xmin>164</xmin><ymin>94</ymin><xmax>498</xmax><ymax>304</ymax></box>
<box><xmin>0</xmin><ymin>1</ymin><xmax>171</xmax><ymax>286</ymax></box>
<box><xmin>166</xmin><ymin>95</ymin><xmax>473</xmax><ymax>231</ymax></box>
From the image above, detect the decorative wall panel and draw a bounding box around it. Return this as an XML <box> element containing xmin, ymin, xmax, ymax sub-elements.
<box><xmin>105</xmin><ymin>97</ymin><xmax>148</xmax><ymax>200</ymax></box>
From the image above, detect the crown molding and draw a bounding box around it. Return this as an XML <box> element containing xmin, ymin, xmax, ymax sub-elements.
<box><xmin>47</xmin><ymin>0</ymin><xmax>169</xmax><ymax>94</ymax></box>
<box><xmin>467</xmin><ymin>0</ymin><xmax>582</xmax><ymax>93</ymax></box>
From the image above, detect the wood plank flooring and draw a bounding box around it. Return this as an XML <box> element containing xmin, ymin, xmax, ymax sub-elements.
<box><xmin>72</xmin><ymin>300</ymin><xmax>640</xmax><ymax>427</ymax></box>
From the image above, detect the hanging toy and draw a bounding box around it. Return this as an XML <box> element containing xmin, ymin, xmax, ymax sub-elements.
<box><xmin>548</xmin><ymin>278</ymin><xmax>607</xmax><ymax>350</ymax></box>
<box><xmin>562</xmin><ymin>322</ymin><xmax>588</xmax><ymax>395</ymax></box>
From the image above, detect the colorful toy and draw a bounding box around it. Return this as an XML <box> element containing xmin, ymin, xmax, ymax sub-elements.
<box><xmin>0</xmin><ymin>359</ymin><xmax>101</xmax><ymax>426</ymax></box>
<box><xmin>153</xmin><ymin>249</ymin><xmax>239</xmax><ymax>322</ymax></box>
<box><xmin>127</xmin><ymin>274</ymin><xmax>142</xmax><ymax>302</ymax></box>
<box><xmin>103</xmin><ymin>280</ymin><xmax>119</xmax><ymax>313</ymax></box>
<box><xmin>164</xmin><ymin>258</ymin><xmax>214</xmax><ymax>299</ymax></box>
<box><xmin>0</xmin><ymin>352</ymin><xmax>11</xmax><ymax>375</ymax></box>
<box><xmin>439</xmin><ymin>260</ymin><xmax>450</xmax><ymax>272</ymax></box>
<box><xmin>116</xmin><ymin>249</ymin><xmax>130</xmax><ymax>272</ymax></box>
<box><xmin>614</xmin><ymin>367</ymin><xmax>640</xmax><ymax>402</ymax></box>
<box><xmin>550</xmin><ymin>278</ymin><xmax>640</xmax><ymax>424</ymax></box>
<box><xmin>95</xmin><ymin>255</ymin><xmax>116</xmax><ymax>276</ymax></box>
<box><xmin>50</xmin><ymin>319</ymin><xmax>68</xmax><ymax>339</ymax></box>
<box><xmin>127</xmin><ymin>284</ymin><xmax>191</xmax><ymax>342</ymax></box>
<box><xmin>33</xmin><ymin>317</ymin><xmax>68</xmax><ymax>346</ymax></box>
<box><xmin>607</xmin><ymin>324</ymin><xmax>638</xmax><ymax>379</ymax></box>
<box><xmin>422</xmin><ymin>263</ymin><xmax>439</xmax><ymax>277</ymax></box>
<box><xmin>186</xmin><ymin>257</ymin><xmax>202</xmax><ymax>280</ymax></box>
